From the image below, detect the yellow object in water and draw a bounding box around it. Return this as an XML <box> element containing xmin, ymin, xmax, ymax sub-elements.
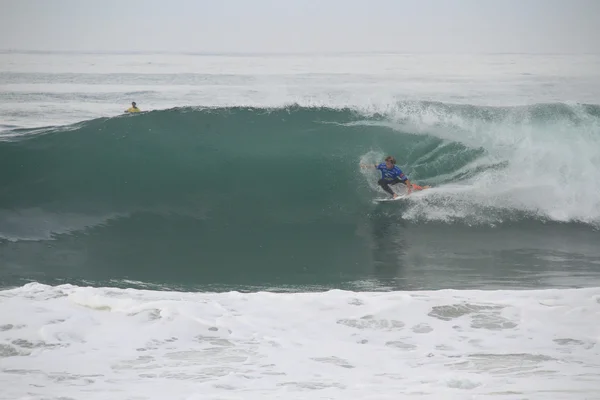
<box><xmin>126</xmin><ymin>106</ymin><xmax>141</xmax><ymax>113</ymax></box>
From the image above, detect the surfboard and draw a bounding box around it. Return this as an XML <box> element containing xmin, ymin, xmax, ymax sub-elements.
<box><xmin>373</xmin><ymin>194</ymin><xmax>408</xmax><ymax>203</ymax></box>
<box><xmin>373</xmin><ymin>186</ymin><xmax>432</xmax><ymax>203</ymax></box>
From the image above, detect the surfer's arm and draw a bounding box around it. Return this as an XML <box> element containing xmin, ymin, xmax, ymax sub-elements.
<box><xmin>404</xmin><ymin>179</ymin><xmax>413</xmax><ymax>193</ymax></box>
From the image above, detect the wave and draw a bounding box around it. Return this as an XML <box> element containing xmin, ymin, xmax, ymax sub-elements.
<box><xmin>1</xmin><ymin>102</ymin><xmax>600</xmax><ymax>286</ymax></box>
<box><xmin>2</xmin><ymin>102</ymin><xmax>599</xmax><ymax>228</ymax></box>
<box><xmin>0</xmin><ymin>104</ymin><xmax>469</xmax><ymax>229</ymax></box>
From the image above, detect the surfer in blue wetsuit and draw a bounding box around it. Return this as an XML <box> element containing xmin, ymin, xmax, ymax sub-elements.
<box><xmin>360</xmin><ymin>155</ymin><xmax>430</xmax><ymax>198</ymax></box>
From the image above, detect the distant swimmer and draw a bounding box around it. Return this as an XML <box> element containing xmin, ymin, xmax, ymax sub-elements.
<box><xmin>125</xmin><ymin>102</ymin><xmax>141</xmax><ymax>113</ymax></box>
<box><xmin>360</xmin><ymin>155</ymin><xmax>431</xmax><ymax>199</ymax></box>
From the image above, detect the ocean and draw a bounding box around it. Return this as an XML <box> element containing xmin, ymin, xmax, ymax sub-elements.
<box><xmin>1</xmin><ymin>51</ymin><xmax>600</xmax><ymax>399</ymax></box>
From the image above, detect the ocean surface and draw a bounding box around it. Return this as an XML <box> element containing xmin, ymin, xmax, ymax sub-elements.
<box><xmin>1</xmin><ymin>51</ymin><xmax>600</xmax><ymax>399</ymax></box>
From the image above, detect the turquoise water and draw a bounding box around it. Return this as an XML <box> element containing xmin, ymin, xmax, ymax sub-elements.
<box><xmin>2</xmin><ymin>103</ymin><xmax>600</xmax><ymax>290</ymax></box>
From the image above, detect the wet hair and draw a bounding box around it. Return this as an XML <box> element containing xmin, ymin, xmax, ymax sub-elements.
<box><xmin>132</xmin><ymin>102</ymin><xmax>136</xmax><ymax>106</ymax></box>
<box><xmin>384</xmin><ymin>156</ymin><xmax>396</xmax><ymax>164</ymax></box>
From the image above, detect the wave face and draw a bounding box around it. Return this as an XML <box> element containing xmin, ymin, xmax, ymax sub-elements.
<box><xmin>1</xmin><ymin>102</ymin><xmax>600</xmax><ymax>287</ymax></box>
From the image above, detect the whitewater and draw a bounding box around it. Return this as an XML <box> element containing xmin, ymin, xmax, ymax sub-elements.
<box><xmin>1</xmin><ymin>52</ymin><xmax>600</xmax><ymax>399</ymax></box>
<box><xmin>0</xmin><ymin>283</ymin><xmax>598</xmax><ymax>400</ymax></box>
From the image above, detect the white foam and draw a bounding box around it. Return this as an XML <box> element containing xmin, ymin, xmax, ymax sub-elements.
<box><xmin>358</xmin><ymin>101</ymin><xmax>600</xmax><ymax>226</ymax></box>
<box><xmin>1</xmin><ymin>283</ymin><xmax>599</xmax><ymax>399</ymax></box>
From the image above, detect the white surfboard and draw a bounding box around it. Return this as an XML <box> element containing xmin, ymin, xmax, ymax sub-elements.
<box><xmin>373</xmin><ymin>186</ymin><xmax>432</xmax><ymax>203</ymax></box>
<box><xmin>373</xmin><ymin>194</ymin><xmax>409</xmax><ymax>203</ymax></box>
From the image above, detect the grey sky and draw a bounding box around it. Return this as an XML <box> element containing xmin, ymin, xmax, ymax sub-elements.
<box><xmin>1</xmin><ymin>0</ymin><xmax>599</xmax><ymax>53</ymax></box>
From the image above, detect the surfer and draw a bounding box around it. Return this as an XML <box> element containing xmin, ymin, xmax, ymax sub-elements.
<box><xmin>125</xmin><ymin>102</ymin><xmax>141</xmax><ymax>113</ymax></box>
<box><xmin>360</xmin><ymin>156</ymin><xmax>430</xmax><ymax>198</ymax></box>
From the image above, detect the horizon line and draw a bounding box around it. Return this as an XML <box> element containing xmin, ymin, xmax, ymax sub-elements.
<box><xmin>2</xmin><ymin>49</ymin><xmax>599</xmax><ymax>57</ymax></box>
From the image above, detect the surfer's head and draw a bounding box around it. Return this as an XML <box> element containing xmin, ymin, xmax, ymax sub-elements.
<box><xmin>384</xmin><ymin>156</ymin><xmax>396</xmax><ymax>168</ymax></box>
<box><xmin>132</xmin><ymin>102</ymin><xmax>137</xmax><ymax>107</ymax></box>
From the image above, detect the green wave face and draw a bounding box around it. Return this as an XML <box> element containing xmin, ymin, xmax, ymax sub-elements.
<box><xmin>1</xmin><ymin>102</ymin><xmax>599</xmax><ymax>288</ymax></box>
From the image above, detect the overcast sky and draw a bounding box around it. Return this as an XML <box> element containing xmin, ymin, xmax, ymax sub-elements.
<box><xmin>1</xmin><ymin>0</ymin><xmax>599</xmax><ymax>54</ymax></box>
